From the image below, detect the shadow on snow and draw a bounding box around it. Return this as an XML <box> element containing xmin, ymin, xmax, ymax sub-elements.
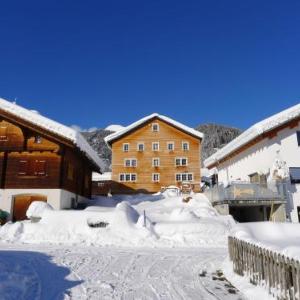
<box><xmin>0</xmin><ymin>250</ymin><xmax>83</xmax><ymax>300</ymax></box>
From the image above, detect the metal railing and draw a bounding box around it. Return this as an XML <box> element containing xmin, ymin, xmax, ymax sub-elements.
<box><xmin>228</xmin><ymin>236</ymin><xmax>300</xmax><ymax>300</ymax></box>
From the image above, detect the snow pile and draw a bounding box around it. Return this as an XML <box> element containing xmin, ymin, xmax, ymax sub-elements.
<box><xmin>26</xmin><ymin>201</ymin><xmax>53</xmax><ymax>219</ymax></box>
<box><xmin>0</xmin><ymin>193</ymin><xmax>234</xmax><ymax>248</ymax></box>
<box><xmin>230</xmin><ymin>222</ymin><xmax>300</xmax><ymax>260</ymax></box>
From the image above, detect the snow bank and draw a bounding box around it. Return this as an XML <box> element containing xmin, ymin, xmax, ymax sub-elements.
<box><xmin>230</xmin><ymin>222</ymin><xmax>300</xmax><ymax>260</ymax></box>
<box><xmin>0</xmin><ymin>193</ymin><xmax>234</xmax><ymax>248</ymax></box>
<box><xmin>26</xmin><ymin>201</ymin><xmax>53</xmax><ymax>219</ymax></box>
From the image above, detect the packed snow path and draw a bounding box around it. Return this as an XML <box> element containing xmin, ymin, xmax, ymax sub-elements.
<box><xmin>0</xmin><ymin>243</ymin><xmax>245</xmax><ymax>300</ymax></box>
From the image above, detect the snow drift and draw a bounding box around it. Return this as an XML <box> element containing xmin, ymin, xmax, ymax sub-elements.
<box><xmin>0</xmin><ymin>193</ymin><xmax>234</xmax><ymax>248</ymax></box>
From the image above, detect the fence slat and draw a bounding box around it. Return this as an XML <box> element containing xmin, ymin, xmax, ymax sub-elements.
<box><xmin>228</xmin><ymin>237</ymin><xmax>300</xmax><ymax>299</ymax></box>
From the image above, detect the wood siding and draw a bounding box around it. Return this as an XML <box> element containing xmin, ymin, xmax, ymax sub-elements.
<box><xmin>110</xmin><ymin>118</ymin><xmax>201</xmax><ymax>193</ymax></box>
<box><xmin>5</xmin><ymin>152</ymin><xmax>61</xmax><ymax>189</ymax></box>
<box><xmin>0</xmin><ymin>116</ymin><xmax>94</xmax><ymax>198</ymax></box>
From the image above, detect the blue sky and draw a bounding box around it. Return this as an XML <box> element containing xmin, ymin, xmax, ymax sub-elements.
<box><xmin>0</xmin><ymin>1</ymin><xmax>299</xmax><ymax>130</ymax></box>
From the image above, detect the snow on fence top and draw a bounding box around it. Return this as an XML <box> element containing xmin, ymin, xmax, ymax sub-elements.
<box><xmin>104</xmin><ymin>113</ymin><xmax>204</xmax><ymax>145</ymax></box>
<box><xmin>204</xmin><ymin>102</ymin><xmax>300</xmax><ymax>168</ymax></box>
<box><xmin>0</xmin><ymin>97</ymin><xmax>103</xmax><ymax>170</ymax></box>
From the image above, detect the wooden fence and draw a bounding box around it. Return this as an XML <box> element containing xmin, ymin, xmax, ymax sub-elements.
<box><xmin>228</xmin><ymin>236</ymin><xmax>300</xmax><ymax>300</ymax></box>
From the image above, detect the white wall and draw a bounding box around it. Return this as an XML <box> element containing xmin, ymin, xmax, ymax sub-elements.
<box><xmin>215</xmin><ymin>124</ymin><xmax>300</xmax><ymax>222</ymax></box>
<box><xmin>0</xmin><ymin>189</ymin><xmax>90</xmax><ymax>220</ymax></box>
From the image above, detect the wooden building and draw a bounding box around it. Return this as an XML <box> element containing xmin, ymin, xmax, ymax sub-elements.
<box><xmin>104</xmin><ymin>113</ymin><xmax>203</xmax><ymax>194</ymax></box>
<box><xmin>0</xmin><ymin>98</ymin><xmax>102</xmax><ymax>221</ymax></box>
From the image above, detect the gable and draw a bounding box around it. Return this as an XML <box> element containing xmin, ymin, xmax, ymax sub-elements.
<box><xmin>113</xmin><ymin>117</ymin><xmax>201</xmax><ymax>146</ymax></box>
<box><xmin>105</xmin><ymin>113</ymin><xmax>203</xmax><ymax>146</ymax></box>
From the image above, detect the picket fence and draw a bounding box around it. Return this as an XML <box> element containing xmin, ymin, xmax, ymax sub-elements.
<box><xmin>228</xmin><ymin>236</ymin><xmax>300</xmax><ymax>300</ymax></box>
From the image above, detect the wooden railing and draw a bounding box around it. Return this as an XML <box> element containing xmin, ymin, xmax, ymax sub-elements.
<box><xmin>228</xmin><ymin>236</ymin><xmax>300</xmax><ymax>300</ymax></box>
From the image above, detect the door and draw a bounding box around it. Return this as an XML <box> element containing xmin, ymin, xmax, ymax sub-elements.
<box><xmin>13</xmin><ymin>194</ymin><xmax>47</xmax><ymax>221</ymax></box>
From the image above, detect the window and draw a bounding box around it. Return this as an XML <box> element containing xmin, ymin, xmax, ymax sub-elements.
<box><xmin>18</xmin><ymin>160</ymin><xmax>28</xmax><ymax>175</ymax></box>
<box><xmin>167</xmin><ymin>142</ymin><xmax>174</xmax><ymax>151</ymax></box>
<box><xmin>175</xmin><ymin>157</ymin><xmax>188</xmax><ymax>166</ymax></box>
<box><xmin>152</xmin><ymin>123</ymin><xmax>159</xmax><ymax>132</ymax></box>
<box><xmin>123</xmin><ymin>143</ymin><xmax>129</xmax><ymax>152</ymax></box>
<box><xmin>137</xmin><ymin>143</ymin><xmax>144</xmax><ymax>151</ymax></box>
<box><xmin>249</xmin><ymin>173</ymin><xmax>259</xmax><ymax>183</ymax></box>
<box><xmin>18</xmin><ymin>159</ymin><xmax>47</xmax><ymax>177</ymax></box>
<box><xmin>152</xmin><ymin>173</ymin><xmax>160</xmax><ymax>182</ymax></box>
<box><xmin>152</xmin><ymin>142</ymin><xmax>159</xmax><ymax>151</ymax></box>
<box><xmin>119</xmin><ymin>173</ymin><xmax>137</xmax><ymax>182</ymax></box>
<box><xmin>0</xmin><ymin>126</ymin><xmax>8</xmax><ymax>141</ymax></box>
<box><xmin>152</xmin><ymin>158</ymin><xmax>160</xmax><ymax>167</ymax></box>
<box><xmin>182</xmin><ymin>141</ymin><xmax>189</xmax><ymax>151</ymax></box>
<box><xmin>290</xmin><ymin>167</ymin><xmax>300</xmax><ymax>184</ymax></box>
<box><xmin>176</xmin><ymin>173</ymin><xmax>181</xmax><ymax>182</ymax></box>
<box><xmin>124</xmin><ymin>158</ymin><xmax>137</xmax><ymax>167</ymax></box>
<box><xmin>249</xmin><ymin>173</ymin><xmax>267</xmax><ymax>187</ymax></box>
<box><xmin>34</xmin><ymin>136</ymin><xmax>42</xmax><ymax>144</ymax></box>
<box><xmin>131</xmin><ymin>174</ymin><xmax>137</xmax><ymax>182</ymax></box>
<box><xmin>297</xmin><ymin>132</ymin><xmax>300</xmax><ymax>146</ymax></box>
<box><xmin>34</xmin><ymin>160</ymin><xmax>46</xmax><ymax>176</ymax></box>
<box><xmin>119</xmin><ymin>174</ymin><xmax>125</xmax><ymax>182</ymax></box>
<box><xmin>175</xmin><ymin>173</ymin><xmax>193</xmax><ymax>182</ymax></box>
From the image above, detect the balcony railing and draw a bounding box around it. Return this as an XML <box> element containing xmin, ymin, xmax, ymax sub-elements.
<box><xmin>205</xmin><ymin>181</ymin><xmax>286</xmax><ymax>205</ymax></box>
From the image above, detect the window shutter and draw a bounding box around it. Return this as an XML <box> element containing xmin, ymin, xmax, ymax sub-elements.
<box><xmin>0</xmin><ymin>126</ymin><xmax>8</xmax><ymax>141</ymax></box>
<box><xmin>35</xmin><ymin>160</ymin><xmax>47</xmax><ymax>176</ymax></box>
<box><xmin>18</xmin><ymin>160</ymin><xmax>28</xmax><ymax>175</ymax></box>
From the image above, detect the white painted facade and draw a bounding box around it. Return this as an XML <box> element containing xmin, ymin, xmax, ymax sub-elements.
<box><xmin>208</xmin><ymin>124</ymin><xmax>300</xmax><ymax>222</ymax></box>
<box><xmin>0</xmin><ymin>189</ymin><xmax>90</xmax><ymax>221</ymax></box>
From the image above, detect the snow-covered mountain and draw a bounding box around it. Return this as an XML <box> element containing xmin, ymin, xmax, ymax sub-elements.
<box><xmin>195</xmin><ymin>123</ymin><xmax>242</xmax><ymax>163</ymax></box>
<box><xmin>105</xmin><ymin>124</ymin><xmax>124</xmax><ymax>132</ymax></box>
<box><xmin>82</xmin><ymin>123</ymin><xmax>242</xmax><ymax>171</ymax></box>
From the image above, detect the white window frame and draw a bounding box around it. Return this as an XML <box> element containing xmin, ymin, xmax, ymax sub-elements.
<box><xmin>137</xmin><ymin>142</ymin><xmax>145</xmax><ymax>152</ymax></box>
<box><xmin>152</xmin><ymin>123</ymin><xmax>159</xmax><ymax>132</ymax></box>
<box><xmin>124</xmin><ymin>158</ymin><xmax>137</xmax><ymax>167</ymax></box>
<box><xmin>167</xmin><ymin>141</ymin><xmax>174</xmax><ymax>151</ymax></box>
<box><xmin>152</xmin><ymin>157</ymin><xmax>160</xmax><ymax>167</ymax></box>
<box><xmin>123</xmin><ymin>143</ymin><xmax>129</xmax><ymax>152</ymax></box>
<box><xmin>182</xmin><ymin>141</ymin><xmax>189</xmax><ymax>151</ymax></box>
<box><xmin>119</xmin><ymin>173</ymin><xmax>125</xmax><ymax>182</ymax></box>
<box><xmin>152</xmin><ymin>142</ymin><xmax>159</xmax><ymax>151</ymax></box>
<box><xmin>119</xmin><ymin>173</ymin><xmax>137</xmax><ymax>182</ymax></box>
<box><xmin>175</xmin><ymin>157</ymin><xmax>188</xmax><ymax>166</ymax></box>
<box><xmin>175</xmin><ymin>173</ymin><xmax>193</xmax><ymax>182</ymax></box>
<box><xmin>152</xmin><ymin>173</ymin><xmax>160</xmax><ymax>182</ymax></box>
<box><xmin>131</xmin><ymin>173</ymin><xmax>137</xmax><ymax>182</ymax></box>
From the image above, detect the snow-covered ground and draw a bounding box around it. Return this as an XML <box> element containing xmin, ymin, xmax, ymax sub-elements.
<box><xmin>0</xmin><ymin>243</ymin><xmax>245</xmax><ymax>300</ymax></box>
<box><xmin>0</xmin><ymin>192</ymin><xmax>246</xmax><ymax>299</ymax></box>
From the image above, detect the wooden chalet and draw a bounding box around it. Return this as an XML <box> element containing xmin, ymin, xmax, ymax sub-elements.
<box><xmin>103</xmin><ymin>113</ymin><xmax>203</xmax><ymax>194</ymax></box>
<box><xmin>0</xmin><ymin>98</ymin><xmax>102</xmax><ymax>221</ymax></box>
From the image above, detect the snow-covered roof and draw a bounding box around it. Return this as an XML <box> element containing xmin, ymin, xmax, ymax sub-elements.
<box><xmin>204</xmin><ymin>102</ymin><xmax>300</xmax><ymax>168</ymax></box>
<box><xmin>104</xmin><ymin>113</ymin><xmax>203</xmax><ymax>145</ymax></box>
<box><xmin>0</xmin><ymin>98</ymin><xmax>103</xmax><ymax>170</ymax></box>
<box><xmin>92</xmin><ymin>172</ymin><xmax>112</xmax><ymax>181</ymax></box>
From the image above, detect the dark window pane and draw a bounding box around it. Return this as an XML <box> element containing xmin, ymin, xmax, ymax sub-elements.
<box><xmin>290</xmin><ymin>167</ymin><xmax>300</xmax><ymax>184</ymax></box>
<box><xmin>297</xmin><ymin>132</ymin><xmax>300</xmax><ymax>146</ymax></box>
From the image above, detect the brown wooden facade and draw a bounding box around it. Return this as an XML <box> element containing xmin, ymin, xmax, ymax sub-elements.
<box><xmin>107</xmin><ymin>117</ymin><xmax>202</xmax><ymax>193</ymax></box>
<box><xmin>0</xmin><ymin>109</ymin><xmax>96</xmax><ymax>198</ymax></box>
